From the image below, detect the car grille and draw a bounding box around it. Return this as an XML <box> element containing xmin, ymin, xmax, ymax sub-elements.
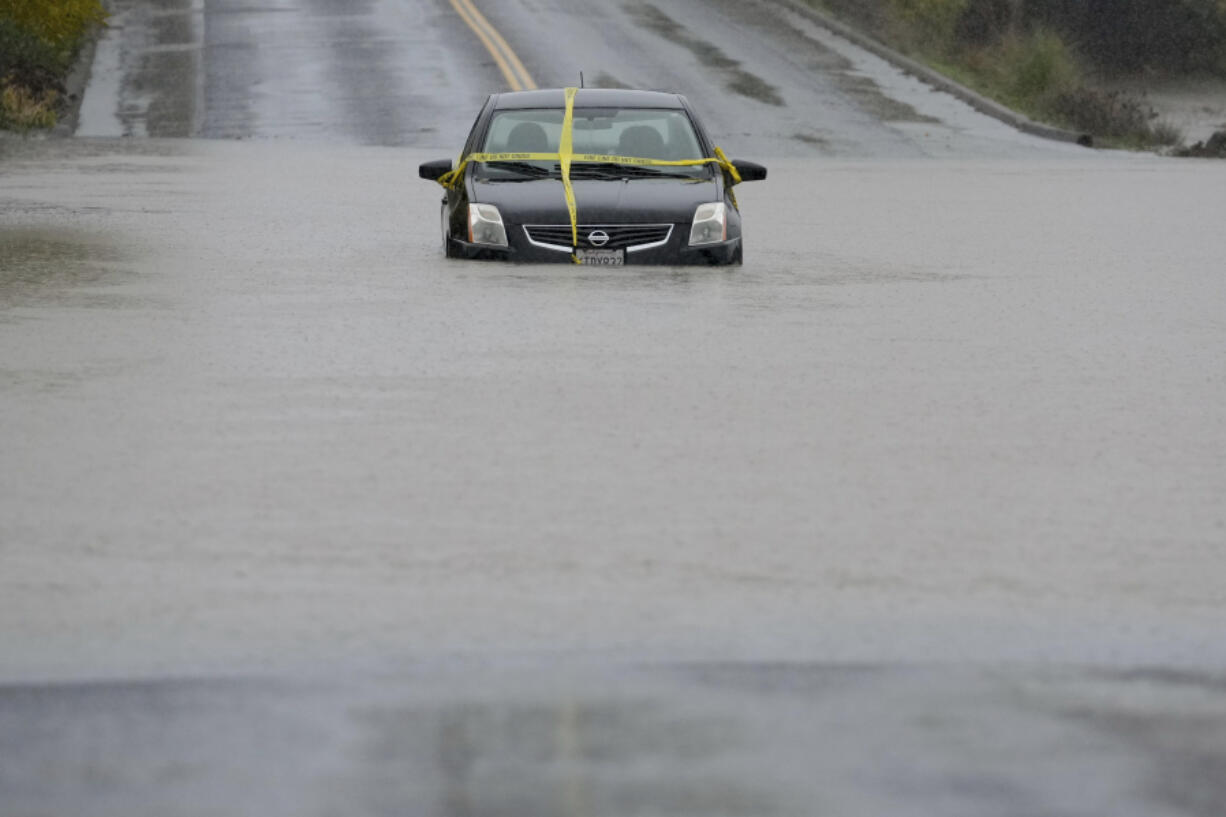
<box><xmin>523</xmin><ymin>224</ymin><xmax>673</xmax><ymax>252</ymax></box>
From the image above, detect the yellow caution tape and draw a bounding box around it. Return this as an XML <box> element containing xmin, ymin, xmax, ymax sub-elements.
<box><xmin>434</xmin><ymin>88</ymin><xmax>744</xmax><ymax>264</ymax></box>
<box><xmin>560</xmin><ymin>86</ymin><xmax>579</xmax><ymax>260</ymax></box>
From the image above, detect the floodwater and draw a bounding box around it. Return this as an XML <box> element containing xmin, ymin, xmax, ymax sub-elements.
<box><xmin>2</xmin><ymin>139</ymin><xmax>1223</xmax><ymax>679</ymax></box>
<box><xmin>3</xmin><ymin>137</ymin><xmax>1225</xmax><ymax>814</ymax></box>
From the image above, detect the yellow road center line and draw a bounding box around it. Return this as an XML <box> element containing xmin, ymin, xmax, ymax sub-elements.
<box><xmin>456</xmin><ymin>0</ymin><xmax>536</xmax><ymax>90</ymax></box>
<box><xmin>447</xmin><ymin>0</ymin><xmax>521</xmax><ymax>90</ymax></box>
<box><xmin>448</xmin><ymin>0</ymin><xmax>537</xmax><ymax>91</ymax></box>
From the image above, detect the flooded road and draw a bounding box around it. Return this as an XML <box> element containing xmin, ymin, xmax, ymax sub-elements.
<box><xmin>4</xmin><ymin>137</ymin><xmax>1224</xmax><ymax>676</ymax></box>
<box><xmin>4</xmin><ymin>0</ymin><xmax>1226</xmax><ymax>812</ymax></box>
<box><xmin>3</xmin><ymin>138</ymin><xmax>1225</xmax><ymax>813</ymax></box>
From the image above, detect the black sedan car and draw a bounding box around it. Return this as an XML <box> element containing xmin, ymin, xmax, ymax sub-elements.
<box><xmin>419</xmin><ymin>88</ymin><xmax>766</xmax><ymax>265</ymax></box>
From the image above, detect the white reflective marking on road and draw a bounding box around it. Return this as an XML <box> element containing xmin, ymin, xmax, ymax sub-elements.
<box><xmin>75</xmin><ymin>8</ymin><xmax>127</xmax><ymax>136</ymax></box>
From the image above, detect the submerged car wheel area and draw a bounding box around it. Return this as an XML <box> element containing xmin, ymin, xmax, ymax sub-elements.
<box><xmin>420</xmin><ymin>88</ymin><xmax>766</xmax><ymax>266</ymax></box>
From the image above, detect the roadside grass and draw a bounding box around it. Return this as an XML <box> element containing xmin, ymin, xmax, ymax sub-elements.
<box><xmin>0</xmin><ymin>0</ymin><xmax>107</xmax><ymax>132</ymax></box>
<box><xmin>938</xmin><ymin>30</ymin><xmax>1182</xmax><ymax>148</ymax></box>
<box><xmin>809</xmin><ymin>0</ymin><xmax>1190</xmax><ymax>150</ymax></box>
<box><xmin>1</xmin><ymin>83</ymin><xmax>59</xmax><ymax>131</ymax></box>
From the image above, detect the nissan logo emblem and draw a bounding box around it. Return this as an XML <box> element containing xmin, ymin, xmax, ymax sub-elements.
<box><xmin>587</xmin><ymin>230</ymin><xmax>610</xmax><ymax>247</ymax></box>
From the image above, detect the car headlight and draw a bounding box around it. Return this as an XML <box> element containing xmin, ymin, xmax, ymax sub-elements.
<box><xmin>468</xmin><ymin>203</ymin><xmax>508</xmax><ymax>247</ymax></box>
<box><xmin>688</xmin><ymin>202</ymin><xmax>726</xmax><ymax>246</ymax></box>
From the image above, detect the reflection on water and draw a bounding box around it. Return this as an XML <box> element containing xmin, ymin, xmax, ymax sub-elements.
<box><xmin>0</xmin><ymin>229</ymin><xmax>127</xmax><ymax>310</ymax></box>
<box><xmin>350</xmin><ymin>698</ymin><xmax>769</xmax><ymax>816</ymax></box>
<box><xmin>0</xmin><ymin>135</ymin><xmax>190</xmax><ymax>163</ymax></box>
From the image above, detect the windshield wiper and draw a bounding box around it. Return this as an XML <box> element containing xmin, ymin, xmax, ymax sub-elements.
<box><xmin>480</xmin><ymin>160</ymin><xmax>699</xmax><ymax>181</ymax></box>
<box><xmin>481</xmin><ymin>160</ymin><xmax>557</xmax><ymax>179</ymax></box>
<box><xmin>570</xmin><ymin>162</ymin><xmax>699</xmax><ymax>180</ymax></box>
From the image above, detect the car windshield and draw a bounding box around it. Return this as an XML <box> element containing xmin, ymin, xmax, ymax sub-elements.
<box><xmin>475</xmin><ymin>108</ymin><xmax>712</xmax><ymax>181</ymax></box>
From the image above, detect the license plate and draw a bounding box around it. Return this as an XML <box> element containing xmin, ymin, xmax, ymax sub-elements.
<box><xmin>576</xmin><ymin>249</ymin><xmax>624</xmax><ymax>266</ymax></box>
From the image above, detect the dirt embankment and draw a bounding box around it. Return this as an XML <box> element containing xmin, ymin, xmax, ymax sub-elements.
<box><xmin>1177</xmin><ymin>129</ymin><xmax>1226</xmax><ymax>157</ymax></box>
<box><xmin>1120</xmin><ymin>76</ymin><xmax>1226</xmax><ymax>146</ymax></box>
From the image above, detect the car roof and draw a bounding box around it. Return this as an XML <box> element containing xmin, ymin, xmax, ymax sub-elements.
<box><xmin>490</xmin><ymin>88</ymin><xmax>687</xmax><ymax>110</ymax></box>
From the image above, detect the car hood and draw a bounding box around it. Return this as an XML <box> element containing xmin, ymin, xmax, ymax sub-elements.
<box><xmin>471</xmin><ymin>177</ymin><xmax>720</xmax><ymax>224</ymax></box>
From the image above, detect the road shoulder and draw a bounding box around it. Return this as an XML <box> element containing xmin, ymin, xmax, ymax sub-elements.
<box><xmin>770</xmin><ymin>0</ymin><xmax>1091</xmax><ymax>146</ymax></box>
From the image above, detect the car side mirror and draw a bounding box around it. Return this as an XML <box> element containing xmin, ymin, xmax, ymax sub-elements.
<box><xmin>731</xmin><ymin>160</ymin><xmax>767</xmax><ymax>182</ymax></box>
<box><xmin>419</xmin><ymin>159</ymin><xmax>454</xmax><ymax>181</ymax></box>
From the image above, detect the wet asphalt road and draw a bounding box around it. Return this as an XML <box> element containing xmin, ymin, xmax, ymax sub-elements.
<box><xmin>76</xmin><ymin>0</ymin><xmax>1080</xmax><ymax>157</ymax></box>
<box><xmin>5</xmin><ymin>0</ymin><xmax>1226</xmax><ymax>814</ymax></box>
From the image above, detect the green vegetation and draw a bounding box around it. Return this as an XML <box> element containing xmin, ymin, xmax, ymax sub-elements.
<box><xmin>886</xmin><ymin>0</ymin><xmax>971</xmax><ymax>52</ymax></box>
<box><xmin>815</xmin><ymin>0</ymin><xmax>1226</xmax><ymax>149</ymax></box>
<box><xmin>0</xmin><ymin>0</ymin><xmax>107</xmax><ymax>132</ymax></box>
